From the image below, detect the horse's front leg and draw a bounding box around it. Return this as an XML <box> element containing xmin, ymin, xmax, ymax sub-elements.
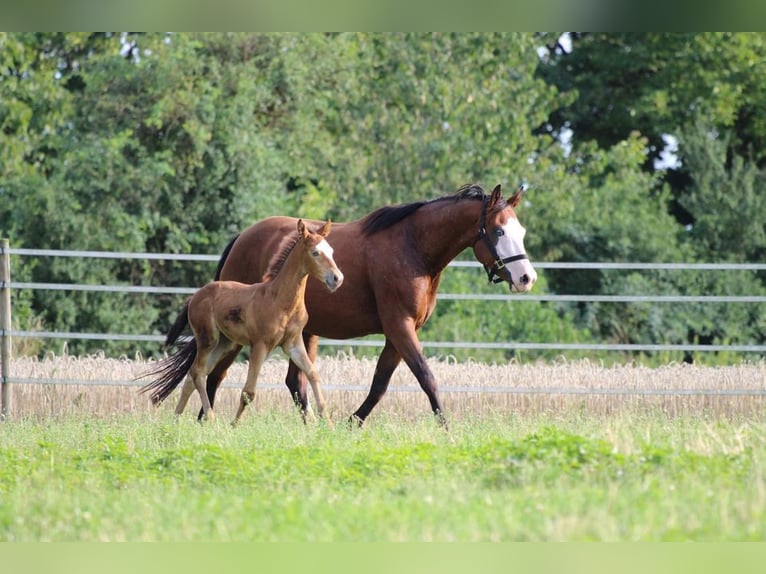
<box><xmin>283</xmin><ymin>332</ymin><xmax>317</xmax><ymax>416</ymax></box>
<box><xmin>232</xmin><ymin>343</ymin><xmax>268</xmax><ymax>426</ymax></box>
<box><xmin>351</xmin><ymin>339</ymin><xmax>402</xmax><ymax>426</ymax></box>
<box><xmin>285</xmin><ymin>337</ymin><xmax>333</xmax><ymax>428</ymax></box>
<box><xmin>384</xmin><ymin>317</ymin><xmax>447</xmax><ymax>428</ymax></box>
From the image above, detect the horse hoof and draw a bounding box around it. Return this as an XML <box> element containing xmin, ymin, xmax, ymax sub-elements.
<box><xmin>346</xmin><ymin>414</ymin><xmax>364</xmax><ymax>429</ymax></box>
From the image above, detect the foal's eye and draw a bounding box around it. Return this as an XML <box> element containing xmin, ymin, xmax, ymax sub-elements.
<box><xmin>311</xmin><ymin>250</ymin><xmax>320</xmax><ymax>256</ymax></box>
<box><xmin>494</xmin><ymin>228</ymin><xmax>505</xmax><ymax>237</ymax></box>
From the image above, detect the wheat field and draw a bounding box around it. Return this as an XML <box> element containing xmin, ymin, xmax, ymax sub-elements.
<box><xmin>6</xmin><ymin>352</ymin><xmax>765</xmax><ymax>422</ymax></box>
<box><xmin>4</xmin><ymin>352</ymin><xmax>766</xmax><ymax>542</ymax></box>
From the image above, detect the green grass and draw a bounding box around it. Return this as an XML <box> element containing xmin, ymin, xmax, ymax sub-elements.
<box><xmin>1</xmin><ymin>411</ymin><xmax>765</xmax><ymax>541</ymax></box>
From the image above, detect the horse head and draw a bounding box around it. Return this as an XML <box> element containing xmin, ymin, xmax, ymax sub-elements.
<box><xmin>471</xmin><ymin>184</ymin><xmax>537</xmax><ymax>292</ymax></box>
<box><xmin>298</xmin><ymin>219</ymin><xmax>344</xmax><ymax>292</ymax></box>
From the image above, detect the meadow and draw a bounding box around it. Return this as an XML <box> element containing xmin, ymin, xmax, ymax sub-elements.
<box><xmin>1</xmin><ymin>353</ymin><xmax>765</xmax><ymax>541</ymax></box>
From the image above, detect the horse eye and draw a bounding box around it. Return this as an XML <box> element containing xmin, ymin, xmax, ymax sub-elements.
<box><xmin>494</xmin><ymin>228</ymin><xmax>505</xmax><ymax>237</ymax></box>
<box><xmin>311</xmin><ymin>250</ymin><xmax>320</xmax><ymax>256</ymax></box>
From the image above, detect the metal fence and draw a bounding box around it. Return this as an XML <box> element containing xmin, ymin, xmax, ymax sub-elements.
<box><xmin>2</xmin><ymin>243</ymin><xmax>766</xmax><ymax>416</ymax></box>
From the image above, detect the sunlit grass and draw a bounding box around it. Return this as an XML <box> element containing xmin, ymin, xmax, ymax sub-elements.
<box><xmin>2</xmin><ymin>354</ymin><xmax>765</xmax><ymax>541</ymax></box>
<box><xmin>1</xmin><ymin>408</ymin><xmax>765</xmax><ymax>541</ymax></box>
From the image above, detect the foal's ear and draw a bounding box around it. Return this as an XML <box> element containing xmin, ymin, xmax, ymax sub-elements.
<box><xmin>318</xmin><ymin>220</ymin><xmax>332</xmax><ymax>237</ymax></box>
<box><xmin>488</xmin><ymin>184</ymin><xmax>503</xmax><ymax>208</ymax></box>
<box><xmin>508</xmin><ymin>184</ymin><xmax>526</xmax><ymax>208</ymax></box>
<box><xmin>297</xmin><ymin>219</ymin><xmax>309</xmax><ymax>239</ymax></box>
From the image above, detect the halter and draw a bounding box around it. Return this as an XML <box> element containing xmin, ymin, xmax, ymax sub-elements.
<box><xmin>475</xmin><ymin>193</ymin><xmax>529</xmax><ymax>284</ymax></box>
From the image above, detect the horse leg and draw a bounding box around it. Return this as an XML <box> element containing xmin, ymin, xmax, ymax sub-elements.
<box><xmin>189</xmin><ymin>358</ymin><xmax>216</xmax><ymax>422</ymax></box>
<box><xmin>174</xmin><ymin>376</ymin><xmax>196</xmax><ymax>416</ymax></box>
<box><xmin>198</xmin><ymin>344</ymin><xmax>242</xmax><ymax>421</ymax></box>
<box><xmin>351</xmin><ymin>339</ymin><xmax>402</xmax><ymax>425</ymax></box>
<box><xmin>382</xmin><ymin>319</ymin><xmax>447</xmax><ymax>427</ymax></box>
<box><xmin>286</xmin><ymin>338</ymin><xmax>333</xmax><ymax>428</ymax></box>
<box><xmin>187</xmin><ymin>323</ymin><xmax>217</xmax><ymax>422</ymax></box>
<box><xmin>283</xmin><ymin>332</ymin><xmax>316</xmax><ymax>416</ymax></box>
<box><xmin>232</xmin><ymin>343</ymin><xmax>268</xmax><ymax>426</ymax></box>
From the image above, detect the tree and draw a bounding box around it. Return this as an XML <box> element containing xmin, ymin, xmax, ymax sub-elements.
<box><xmin>2</xmin><ymin>33</ymin><xmax>759</xmax><ymax>361</ymax></box>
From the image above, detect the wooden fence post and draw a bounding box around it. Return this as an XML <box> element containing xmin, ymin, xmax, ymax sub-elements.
<box><xmin>1</xmin><ymin>239</ymin><xmax>10</xmax><ymax>420</ymax></box>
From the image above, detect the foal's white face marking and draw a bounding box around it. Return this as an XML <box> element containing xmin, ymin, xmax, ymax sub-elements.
<box><xmin>311</xmin><ymin>238</ymin><xmax>343</xmax><ymax>292</ymax></box>
<box><xmin>495</xmin><ymin>215</ymin><xmax>537</xmax><ymax>292</ymax></box>
<box><xmin>314</xmin><ymin>238</ymin><xmax>334</xmax><ymax>259</ymax></box>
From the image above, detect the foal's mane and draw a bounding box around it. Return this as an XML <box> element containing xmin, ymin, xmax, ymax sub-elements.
<box><xmin>361</xmin><ymin>184</ymin><xmax>506</xmax><ymax>236</ymax></box>
<box><xmin>263</xmin><ymin>231</ymin><xmax>300</xmax><ymax>281</ymax></box>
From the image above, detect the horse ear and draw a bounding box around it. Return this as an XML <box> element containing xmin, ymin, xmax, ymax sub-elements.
<box><xmin>297</xmin><ymin>219</ymin><xmax>308</xmax><ymax>239</ymax></box>
<box><xmin>488</xmin><ymin>184</ymin><xmax>503</xmax><ymax>208</ymax></box>
<box><xmin>319</xmin><ymin>220</ymin><xmax>332</xmax><ymax>237</ymax></box>
<box><xmin>508</xmin><ymin>185</ymin><xmax>526</xmax><ymax>208</ymax></box>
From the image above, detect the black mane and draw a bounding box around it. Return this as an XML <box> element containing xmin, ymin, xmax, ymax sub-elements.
<box><xmin>361</xmin><ymin>184</ymin><xmax>489</xmax><ymax>236</ymax></box>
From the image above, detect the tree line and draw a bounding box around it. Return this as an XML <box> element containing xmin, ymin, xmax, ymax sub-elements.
<box><xmin>1</xmin><ymin>32</ymin><xmax>764</xmax><ymax>362</ymax></box>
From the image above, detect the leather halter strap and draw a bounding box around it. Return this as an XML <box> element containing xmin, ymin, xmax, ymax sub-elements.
<box><xmin>475</xmin><ymin>194</ymin><xmax>529</xmax><ymax>284</ymax></box>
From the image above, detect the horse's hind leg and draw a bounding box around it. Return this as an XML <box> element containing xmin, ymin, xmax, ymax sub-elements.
<box><xmin>190</xmin><ymin>360</ymin><xmax>215</xmax><ymax>422</ymax></box>
<box><xmin>174</xmin><ymin>376</ymin><xmax>196</xmax><ymax>416</ymax></box>
<box><xmin>199</xmin><ymin>344</ymin><xmax>242</xmax><ymax>421</ymax></box>
<box><xmin>232</xmin><ymin>343</ymin><xmax>269</xmax><ymax>426</ymax></box>
<box><xmin>187</xmin><ymin>330</ymin><xmax>218</xmax><ymax>422</ymax></box>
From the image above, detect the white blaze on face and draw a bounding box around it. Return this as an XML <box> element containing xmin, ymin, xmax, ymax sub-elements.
<box><xmin>313</xmin><ymin>238</ymin><xmax>343</xmax><ymax>290</ymax></box>
<box><xmin>496</xmin><ymin>217</ymin><xmax>537</xmax><ymax>292</ymax></box>
<box><xmin>315</xmin><ymin>238</ymin><xmax>334</xmax><ymax>259</ymax></box>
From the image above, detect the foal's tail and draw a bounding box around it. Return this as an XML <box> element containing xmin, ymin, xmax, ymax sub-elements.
<box><xmin>139</xmin><ymin>300</ymin><xmax>197</xmax><ymax>405</ymax></box>
<box><xmin>139</xmin><ymin>234</ymin><xmax>239</xmax><ymax>406</ymax></box>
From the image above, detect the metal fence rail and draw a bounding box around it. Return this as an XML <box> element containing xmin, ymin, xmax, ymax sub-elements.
<box><xmin>2</xmin><ymin>245</ymin><xmax>766</xmax><ymax>416</ymax></box>
<box><xmin>6</xmin><ymin>376</ymin><xmax>766</xmax><ymax>397</ymax></box>
<box><xmin>3</xmin><ymin>246</ymin><xmax>766</xmax><ymax>352</ymax></box>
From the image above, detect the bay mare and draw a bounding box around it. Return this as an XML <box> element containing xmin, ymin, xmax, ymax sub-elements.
<box><xmin>141</xmin><ymin>220</ymin><xmax>343</xmax><ymax>425</ymax></box>
<box><xmin>201</xmin><ymin>184</ymin><xmax>536</xmax><ymax>426</ymax></box>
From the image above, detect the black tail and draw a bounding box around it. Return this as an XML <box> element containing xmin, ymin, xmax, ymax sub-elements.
<box><xmin>139</xmin><ymin>301</ymin><xmax>196</xmax><ymax>405</ymax></box>
<box><xmin>139</xmin><ymin>339</ymin><xmax>197</xmax><ymax>405</ymax></box>
<box><xmin>214</xmin><ymin>234</ymin><xmax>239</xmax><ymax>280</ymax></box>
<box><xmin>164</xmin><ymin>299</ymin><xmax>191</xmax><ymax>349</ymax></box>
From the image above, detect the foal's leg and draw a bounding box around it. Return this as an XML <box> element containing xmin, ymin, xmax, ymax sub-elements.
<box><xmin>286</xmin><ymin>338</ymin><xmax>333</xmax><ymax>427</ymax></box>
<box><xmin>186</xmin><ymin>330</ymin><xmax>217</xmax><ymax>422</ymax></box>
<box><xmin>189</xmin><ymin>358</ymin><xmax>216</xmax><ymax>422</ymax></box>
<box><xmin>200</xmin><ymin>344</ymin><xmax>242</xmax><ymax>421</ymax></box>
<box><xmin>232</xmin><ymin>343</ymin><xmax>269</xmax><ymax>426</ymax></box>
<box><xmin>174</xmin><ymin>376</ymin><xmax>196</xmax><ymax>416</ymax></box>
<box><xmin>283</xmin><ymin>332</ymin><xmax>316</xmax><ymax>416</ymax></box>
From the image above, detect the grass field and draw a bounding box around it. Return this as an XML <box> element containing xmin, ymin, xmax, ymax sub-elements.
<box><xmin>1</xmin><ymin>353</ymin><xmax>765</xmax><ymax>541</ymax></box>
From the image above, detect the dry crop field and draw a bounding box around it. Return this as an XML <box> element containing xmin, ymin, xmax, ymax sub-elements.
<box><xmin>2</xmin><ymin>353</ymin><xmax>766</xmax><ymax>542</ymax></box>
<box><xmin>5</xmin><ymin>352</ymin><xmax>766</xmax><ymax>421</ymax></box>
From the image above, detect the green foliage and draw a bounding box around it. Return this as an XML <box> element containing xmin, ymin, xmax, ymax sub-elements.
<box><xmin>422</xmin><ymin>269</ymin><xmax>592</xmax><ymax>363</ymax></box>
<box><xmin>1</xmin><ymin>32</ymin><xmax>763</xmax><ymax>362</ymax></box>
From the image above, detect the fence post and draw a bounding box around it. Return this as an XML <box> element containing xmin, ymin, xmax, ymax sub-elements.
<box><xmin>1</xmin><ymin>239</ymin><xmax>10</xmax><ymax>420</ymax></box>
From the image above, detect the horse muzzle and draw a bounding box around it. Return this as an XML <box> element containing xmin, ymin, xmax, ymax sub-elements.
<box><xmin>325</xmin><ymin>271</ymin><xmax>344</xmax><ymax>292</ymax></box>
<box><xmin>509</xmin><ymin>268</ymin><xmax>536</xmax><ymax>293</ymax></box>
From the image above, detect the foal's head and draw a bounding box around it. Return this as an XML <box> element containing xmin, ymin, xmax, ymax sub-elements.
<box><xmin>298</xmin><ymin>219</ymin><xmax>344</xmax><ymax>292</ymax></box>
<box><xmin>471</xmin><ymin>184</ymin><xmax>537</xmax><ymax>292</ymax></box>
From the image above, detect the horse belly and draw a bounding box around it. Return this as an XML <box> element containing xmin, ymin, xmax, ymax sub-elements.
<box><xmin>303</xmin><ymin>280</ymin><xmax>382</xmax><ymax>339</ymax></box>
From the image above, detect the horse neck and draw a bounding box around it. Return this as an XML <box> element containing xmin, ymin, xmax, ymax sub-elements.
<box><xmin>412</xmin><ymin>198</ymin><xmax>482</xmax><ymax>273</ymax></box>
<box><xmin>267</xmin><ymin>244</ymin><xmax>310</xmax><ymax>309</ymax></box>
